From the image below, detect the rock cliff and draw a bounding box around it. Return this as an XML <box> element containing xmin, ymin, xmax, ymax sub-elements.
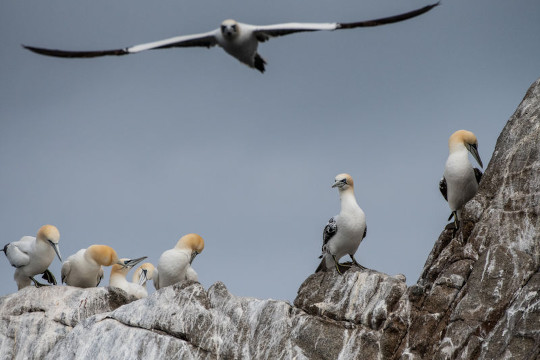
<box><xmin>1</xmin><ymin>78</ymin><xmax>539</xmax><ymax>359</ymax></box>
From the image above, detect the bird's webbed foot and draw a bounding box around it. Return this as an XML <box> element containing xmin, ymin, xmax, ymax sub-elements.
<box><xmin>349</xmin><ymin>255</ymin><xmax>367</xmax><ymax>270</ymax></box>
<box><xmin>29</xmin><ymin>276</ymin><xmax>51</xmax><ymax>288</ymax></box>
<box><xmin>41</xmin><ymin>269</ymin><xmax>57</xmax><ymax>285</ymax></box>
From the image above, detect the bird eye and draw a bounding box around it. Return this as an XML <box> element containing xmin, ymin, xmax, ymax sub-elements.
<box><xmin>221</xmin><ymin>25</ymin><xmax>226</xmax><ymax>31</ymax></box>
<box><xmin>341</xmin><ymin>178</ymin><xmax>347</xmax><ymax>183</ymax></box>
<box><xmin>231</xmin><ymin>25</ymin><xmax>236</xmax><ymax>30</ymax></box>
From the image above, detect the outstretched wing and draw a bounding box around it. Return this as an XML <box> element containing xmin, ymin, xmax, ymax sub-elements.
<box><xmin>23</xmin><ymin>30</ymin><xmax>219</xmax><ymax>58</ymax></box>
<box><xmin>439</xmin><ymin>177</ymin><xmax>448</xmax><ymax>201</ymax></box>
<box><xmin>253</xmin><ymin>2</ymin><xmax>439</xmax><ymax>41</ymax></box>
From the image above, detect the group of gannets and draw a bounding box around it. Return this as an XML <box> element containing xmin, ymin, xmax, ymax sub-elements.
<box><xmin>22</xmin><ymin>3</ymin><xmax>439</xmax><ymax>73</ymax></box>
<box><xmin>1</xmin><ymin>228</ymin><xmax>205</xmax><ymax>298</ymax></box>
<box><xmin>1</xmin><ymin>130</ymin><xmax>483</xmax><ymax>289</ymax></box>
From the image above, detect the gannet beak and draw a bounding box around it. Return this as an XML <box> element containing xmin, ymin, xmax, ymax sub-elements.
<box><xmin>469</xmin><ymin>144</ymin><xmax>483</xmax><ymax>168</ymax></box>
<box><xmin>190</xmin><ymin>251</ymin><xmax>199</xmax><ymax>265</ymax></box>
<box><xmin>121</xmin><ymin>256</ymin><xmax>147</xmax><ymax>269</ymax></box>
<box><xmin>49</xmin><ymin>241</ymin><xmax>62</xmax><ymax>262</ymax></box>
<box><xmin>331</xmin><ymin>181</ymin><xmax>340</xmax><ymax>188</ymax></box>
<box><xmin>137</xmin><ymin>269</ymin><xmax>148</xmax><ymax>286</ymax></box>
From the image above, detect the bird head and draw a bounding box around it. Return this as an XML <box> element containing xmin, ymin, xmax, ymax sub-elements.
<box><xmin>133</xmin><ymin>262</ymin><xmax>156</xmax><ymax>286</ymax></box>
<box><xmin>221</xmin><ymin>19</ymin><xmax>239</xmax><ymax>39</ymax></box>
<box><xmin>176</xmin><ymin>233</ymin><xmax>205</xmax><ymax>264</ymax></box>
<box><xmin>449</xmin><ymin>130</ymin><xmax>483</xmax><ymax>168</ymax></box>
<box><xmin>332</xmin><ymin>173</ymin><xmax>354</xmax><ymax>191</ymax></box>
<box><xmin>37</xmin><ymin>224</ymin><xmax>62</xmax><ymax>262</ymax></box>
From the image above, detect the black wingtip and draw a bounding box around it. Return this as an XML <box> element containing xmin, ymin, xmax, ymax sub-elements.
<box><xmin>254</xmin><ymin>53</ymin><xmax>266</xmax><ymax>73</ymax></box>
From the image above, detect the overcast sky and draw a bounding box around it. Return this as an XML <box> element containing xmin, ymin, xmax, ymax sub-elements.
<box><xmin>1</xmin><ymin>0</ymin><xmax>539</xmax><ymax>302</ymax></box>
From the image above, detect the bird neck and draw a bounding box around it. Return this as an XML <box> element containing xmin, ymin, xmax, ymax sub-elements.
<box><xmin>339</xmin><ymin>189</ymin><xmax>359</xmax><ymax>212</ymax></box>
<box><xmin>110</xmin><ymin>271</ymin><xmax>128</xmax><ymax>287</ymax></box>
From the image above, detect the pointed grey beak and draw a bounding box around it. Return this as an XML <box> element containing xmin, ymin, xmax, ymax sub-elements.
<box><xmin>190</xmin><ymin>251</ymin><xmax>199</xmax><ymax>265</ymax></box>
<box><xmin>137</xmin><ymin>269</ymin><xmax>148</xmax><ymax>286</ymax></box>
<box><xmin>331</xmin><ymin>181</ymin><xmax>339</xmax><ymax>188</ymax></box>
<box><xmin>469</xmin><ymin>144</ymin><xmax>483</xmax><ymax>168</ymax></box>
<box><xmin>122</xmin><ymin>256</ymin><xmax>147</xmax><ymax>269</ymax></box>
<box><xmin>49</xmin><ymin>241</ymin><xmax>62</xmax><ymax>262</ymax></box>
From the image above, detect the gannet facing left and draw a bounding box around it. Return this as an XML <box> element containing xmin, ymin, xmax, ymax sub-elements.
<box><xmin>61</xmin><ymin>244</ymin><xmax>146</xmax><ymax>288</ymax></box>
<box><xmin>439</xmin><ymin>130</ymin><xmax>483</xmax><ymax>230</ymax></box>
<box><xmin>316</xmin><ymin>174</ymin><xmax>367</xmax><ymax>274</ymax></box>
<box><xmin>1</xmin><ymin>225</ymin><xmax>62</xmax><ymax>289</ymax></box>
<box><xmin>109</xmin><ymin>257</ymin><xmax>148</xmax><ymax>299</ymax></box>
<box><xmin>132</xmin><ymin>262</ymin><xmax>156</xmax><ymax>288</ymax></box>
<box><xmin>22</xmin><ymin>3</ymin><xmax>439</xmax><ymax>73</ymax></box>
<box><xmin>154</xmin><ymin>233</ymin><xmax>204</xmax><ymax>290</ymax></box>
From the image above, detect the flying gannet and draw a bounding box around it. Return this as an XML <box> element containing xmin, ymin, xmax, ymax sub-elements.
<box><xmin>154</xmin><ymin>233</ymin><xmax>204</xmax><ymax>290</ymax></box>
<box><xmin>61</xmin><ymin>244</ymin><xmax>146</xmax><ymax>288</ymax></box>
<box><xmin>109</xmin><ymin>257</ymin><xmax>148</xmax><ymax>299</ymax></box>
<box><xmin>439</xmin><ymin>130</ymin><xmax>483</xmax><ymax>230</ymax></box>
<box><xmin>22</xmin><ymin>3</ymin><xmax>439</xmax><ymax>73</ymax></box>
<box><xmin>316</xmin><ymin>174</ymin><xmax>367</xmax><ymax>274</ymax></box>
<box><xmin>1</xmin><ymin>225</ymin><xmax>62</xmax><ymax>289</ymax></box>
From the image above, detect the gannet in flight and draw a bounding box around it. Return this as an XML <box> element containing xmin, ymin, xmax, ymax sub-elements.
<box><xmin>1</xmin><ymin>225</ymin><xmax>62</xmax><ymax>289</ymax></box>
<box><xmin>61</xmin><ymin>244</ymin><xmax>146</xmax><ymax>288</ymax></box>
<box><xmin>316</xmin><ymin>174</ymin><xmax>367</xmax><ymax>274</ymax></box>
<box><xmin>154</xmin><ymin>233</ymin><xmax>204</xmax><ymax>290</ymax></box>
<box><xmin>132</xmin><ymin>262</ymin><xmax>156</xmax><ymax>289</ymax></box>
<box><xmin>109</xmin><ymin>258</ymin><xmax>148</xmax><ymax>299</ymax></box>
<box><xmin>22</xmin><ymin>3</ymin><xmax>439</xmax><ymax>73</ymax></box>
<box><xmin>439</xmin><ymin>130</ymin><xmax>483</xmax><ymax>230</ymax></box>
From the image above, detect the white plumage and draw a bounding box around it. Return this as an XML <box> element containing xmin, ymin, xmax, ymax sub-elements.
<box><xmin>109</xmin><ymin>258</ymin><xmax>148</xmax><ymax>299</ymax></box>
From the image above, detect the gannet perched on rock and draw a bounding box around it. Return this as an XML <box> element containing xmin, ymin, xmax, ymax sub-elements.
<box><xmin>1</xmin><ymin>225</ymin><xmax>62</xmax><ymax>289</ymax></box>
<box><xmin>61</xmin><ymin>244</ymin><xmax>146</xmax><ymax>288</ymax></box>
<box><xmin>109</xmin><ymin>258</ymin><xmax>148</xmax><ymax>299</ymax></box>
<box><xmin>316</xmin><ymin>174</ymin><xmax>367</xmax><ymax>274</ymax></box>
<box><xmin>22</xmin><ymin>3</ymin><xmax>439</xmax><ymax>73</ymax></box>
<box><xmin>439</xmin><ymin>130</ymin><xmax>483</xmax><ymax>230</ymax></box>
<box><xmin>154</xmin><ymin>233</ymin><xmax>204</xmax><ymax>290</ymax></box>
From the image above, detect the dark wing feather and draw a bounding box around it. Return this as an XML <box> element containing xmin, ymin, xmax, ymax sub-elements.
<box><xmin>474</xmin><ymin>168</ymin><xmax>483</xmax><ymax>185</ymax></box>
<box><xmin>337</xmin><ymin>2</ymin><xmax>440</xmax><ymax>29</ymax></box>
<box><xmin>439</xmin><ymin>177</ymin><xmax>448</xmax><ymax>201</ymax></box>
<box><xmin>23</xmin><ymin>45</ymin><xmax>129</xmax><ymax>58</ymax></box>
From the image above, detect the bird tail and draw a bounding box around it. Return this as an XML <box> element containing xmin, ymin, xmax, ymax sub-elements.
<box><xmin>315</xmin><ymin>258</ymin><xmax>327</xmax><ymax>273</ymax></box>
<box><xmin>254</xmin><ymin>53</ymin><xmax>266</xmax><ymax>73</ymax></box>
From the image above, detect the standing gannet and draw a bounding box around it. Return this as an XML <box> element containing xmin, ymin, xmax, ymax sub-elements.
<box><xmin>109</xmin><ymin>258</ymin><xmax>148</xmax><ymax>299</ymax></box>
<box><xmin>22</xmin><ymin>3</ymin><xmax>439</xmax><ymax>73</ymax></box>
<box><xmin>61</xmin><ymin>244</ymin><xmax>146</xmax><ymax>288</ymax></box>
<box><xmin>1</xmin><ymin>225</ymin><xmax>62</xmax><ymax>289</ymax></box>
<box><xmin>316</xmin><ymin>174</ymin><xmax>367</xmax><ymax>274</ymax></box>
<box><xmin>439</xmin><ymin>130</ymin><xmax>483</xmax><ymax>230</ymax></box>
<box><xmin>132</xmin><ymin>262</ymin><xmax>156</xmax><ymax>288</ymax></box>
<box><xmin>154</xmin><ymin>233</ymin><xmax>204</xmax><ymax>290</ymax></box>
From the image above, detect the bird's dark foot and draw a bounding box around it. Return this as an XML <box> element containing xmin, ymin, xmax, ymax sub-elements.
<box><xmin>349</xmin><ymin>255</ymin><xmax>367</xmax><ymax>270</ymax></box>
<box><xmin>41</xmin><ymin>269</ymin><xmax>57</xmax><ymax>285</ymax></box>
<box><xmin>29</xmin><ymin>276</ymin><xmax>50</xmax><ymax>288</ymax></box>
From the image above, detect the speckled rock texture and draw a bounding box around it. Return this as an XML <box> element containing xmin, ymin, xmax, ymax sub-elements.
<box><xmin>0</xmin><ymin>78</ymin><xmax>539</xmax><ymax>359</ymax></box>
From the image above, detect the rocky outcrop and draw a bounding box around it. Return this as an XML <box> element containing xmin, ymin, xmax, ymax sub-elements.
<box><xmin>1</xmin><ymin>78</ymin><xmax>539</xmax><ymax>359</ymax></box>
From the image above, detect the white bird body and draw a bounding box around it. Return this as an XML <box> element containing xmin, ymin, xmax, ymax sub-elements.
<box><xmin>317</xmin><ymin>174</ymin><xmax>367</xmax><ymax>272</ymax></box>
<box><xmin>22</xmin><ymin>3</ymin><xmax>439</xmax><ymax>73</ymax></box>
<box><xmin>154</xmin><ymin>233</ymin><xmax>204</xmax><ymax>290</ymax></box>
<box><xmin>3</xmin><ymin>225</ymin><xmax>62</xmax><ymax>289</ymax></box>
<box><xmin>110</xmin><ymin>259</ymin><xmax>148</xmax><ymax>299</ymax></box>
<box><xmin>440</xmin><ymin>130</ymin><xmax>483</xmax><ymax>225</ymax></box>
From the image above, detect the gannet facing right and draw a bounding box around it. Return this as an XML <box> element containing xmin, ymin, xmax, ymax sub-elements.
<box><xmin>109</xmin><ymin>258</ymin><xmax>148</xmax><ymax>299</ymax></box>
<box><xmin>61</xmin><ymin>244</ymin><xmax>146</xmax><ymax>288</ymax></box>
<box><xmin>22</xmin><ymin>3</ymin><xmax>439</xmax><ymax>73</ymax></box>
<box><xmin>439</xmin><ymin>130</ymin><xmax>483</xmax><ymax>230</ymax></box>
<box><xmin>316</xmin><ymin>174</ymin><xmax>367</xmax><ymax>274</ymax></box>
<box><xmin>2</xmin><ymin>225</ymin><xmax>62</xmax><ymax>289</ymax></box>
<box><xmin>154</xmin><ymin>233</ymin><xmax>204</xmax><ymax>290</ymax></box>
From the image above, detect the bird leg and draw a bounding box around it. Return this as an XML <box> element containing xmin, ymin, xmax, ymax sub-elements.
<box><xmin>332</xmin><ymin>254</ymin><xmax>348</xmax><ymax>275</ymax></box>
<box><xmin>29</xmin><ymin>276</ymin><xmax>51</xmax><ymax>288</ymax></box>
<box><xmin>41</xmin><ymin>269</ymin><xmax>58</xmax><ymax>285</ymax></box>
<box><xmin>349</xmin><ymin>255</ymin><xmax>366</xmax><ymax>270</ymax></box>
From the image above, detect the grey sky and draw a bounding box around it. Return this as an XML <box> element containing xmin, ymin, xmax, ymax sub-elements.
<box><xmin>1</xmin><ymin>0</ymin><xmax>539</xmax><ymax>302</ymax></box>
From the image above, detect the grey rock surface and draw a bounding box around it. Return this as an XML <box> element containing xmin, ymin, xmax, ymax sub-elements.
<box><xmin>1</xmin><ymin>77</ymin><xmax>539</xmax><ymax>359</ymax></box>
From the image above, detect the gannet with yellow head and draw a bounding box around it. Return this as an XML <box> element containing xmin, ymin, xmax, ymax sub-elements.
<box><xmin>316</xmin><ymin>173</ymin><xmax>367</xmax><ymax>274</ymax></box>
<box><xmin>22</xmin><ymin>3</ymin><xmax>439</xmax><ymax>73</ymax></box>
<box><xmin>2</xmin><ymin>225</ymin><xmax>62</xmax><ymax>289</ymax></box>
<box><xmin>439</xmin><ymin>130</ymin><xmax>483</xmax><ymax>230</ymax></box>
<box><xmin>154</xmin><ymin>233</ymin><xmax>204</xmax><ymax>290</ymax></box>
<box><xmin>132</xmin><ymin>262</ymin><xmax>156</xmax><ymax>288</ymax></box>
<box><xmin>61</xmin><ymin>245</ymin><xmax>146</xmax><ymax>288</ymax></box>
<box><xmin>109</xmin><ymin>258</ymin><xmax>148</xmax><ymax>299</ymax></box>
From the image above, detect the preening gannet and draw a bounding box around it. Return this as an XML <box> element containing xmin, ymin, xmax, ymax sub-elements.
<box><xmin>109</xmin><ymin>257</ymin><xmax>148</xmax><ymax>299</ymax></box>
<box><xmin>316</xmin><ymin>174</ymin><xmax>367</xmax><ymax>274</ymax></box>
<box><xmin>154</xmin><ymin>233</ymin><xmax>204</xmax><ymax>290</ymax></box>
<box><xmin>22</xmin><ymin>3</ymin><xmax>439</xmax><ymax>73</ymax></box>
<box><xmin>132</xmin><ymin>262</ymin><xmax>156</xmax><ymax>287</ymax></box>
<box><xmin>439</xmin><ymin>130</ymin><xmax>483</xmax><ymax>230</ymax></box>
<box><xmin>61</xmin><ymin>244</ymin><xmax>146</xmax><ymax>288</ymax></box>
<box><xmin>1</xmin><ymin>225</ymin><xmax>62</xmax><ymax>289</ymax></box>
